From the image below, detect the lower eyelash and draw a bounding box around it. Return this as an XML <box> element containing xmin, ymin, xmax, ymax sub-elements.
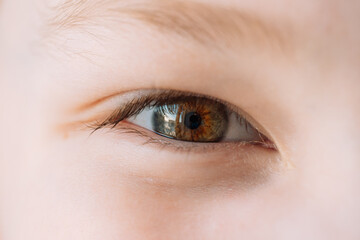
<box><xmin>84</xmin><ymin>89</ymin><xmax>276</xmax><ymax>151</ymax></box>
<box><xmin>101</xmin><ymin>121</ymin><xmax>277</xmax><ymax>153</ymax></box>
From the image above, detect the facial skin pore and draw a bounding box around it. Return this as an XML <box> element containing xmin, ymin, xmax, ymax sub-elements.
<box><xmin>1</xmin><ymin>0</ymin><xmax>360</xmax><ymax>239</ymax></box>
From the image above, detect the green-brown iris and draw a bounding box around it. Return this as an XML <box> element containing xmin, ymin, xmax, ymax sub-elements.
<box><xmin>152</xmin><ymin>97</ymin><xmax>228</xmax><ymax>142</ymax></box>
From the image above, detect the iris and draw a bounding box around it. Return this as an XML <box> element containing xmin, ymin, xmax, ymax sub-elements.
<box><xmin>152</xmin><ymin>98</ymin><xmax>228</xmax><ymax>142</ymax></box>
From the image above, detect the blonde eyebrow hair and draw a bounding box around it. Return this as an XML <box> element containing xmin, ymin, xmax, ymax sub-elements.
<box><xmin>45</xmin><ymin>0</ymin><xmax>292</xmax><ymax>52</ymax></box>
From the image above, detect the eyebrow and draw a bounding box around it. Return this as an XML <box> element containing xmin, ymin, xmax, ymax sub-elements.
<box><xmin>46</xmin><ymin>0</ymin><xmax>293</xmax><ymax>52</ymax></box>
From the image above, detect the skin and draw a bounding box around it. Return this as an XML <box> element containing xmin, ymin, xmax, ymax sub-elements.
<box><xmin>0</xmin><ymin>0</ymin><xmax>360</xmax><ymax>239</ymax></box>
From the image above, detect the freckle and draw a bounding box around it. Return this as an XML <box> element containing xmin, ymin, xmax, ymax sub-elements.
<box><xmin>54</xmin><ymin>125</ymin><xmax>71</xmax><ymax>140</ymax></box>
<box><xmin>62</xmin><ymin>131</ymin><xmax>69</xmax><ymax>139</ymax></box>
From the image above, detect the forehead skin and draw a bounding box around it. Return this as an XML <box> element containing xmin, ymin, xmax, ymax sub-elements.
<box><xmin>1</xmin><ymin>0</ymin><xmax>360</xmax><ymax>240</ymax></box>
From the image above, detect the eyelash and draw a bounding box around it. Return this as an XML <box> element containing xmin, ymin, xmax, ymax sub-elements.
<box><xmin>88</xmin><ymin>90</ymin><xmax>276</xmax><ymax>151</ymax></box>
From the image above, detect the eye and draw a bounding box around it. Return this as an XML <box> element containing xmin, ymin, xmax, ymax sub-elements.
<box><xmin>127</xmin><ymin>96</ymin><xmax>266</xmax><ymax>143</ymax></box>
<box><xmin>87</xmin><ymin>91</ymin><xmax>279</xmax><ymax>189</ymax></box>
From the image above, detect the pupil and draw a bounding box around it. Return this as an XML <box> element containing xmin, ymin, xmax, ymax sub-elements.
<box><xmin>184</xmin><ymin>112</ymin><xmax>202</xmax><ymax>130</ymax></box>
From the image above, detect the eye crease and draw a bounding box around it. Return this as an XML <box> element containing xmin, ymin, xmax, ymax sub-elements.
<box><xmin>90</xmin><ymin>89</ymin><xmax>275</xmax><ymax>149</ymax></box>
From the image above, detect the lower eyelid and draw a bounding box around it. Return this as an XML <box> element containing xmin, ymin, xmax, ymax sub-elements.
<box><xmin>112</xmin><ymin>121</ymin><xmax>277</xmax><ymax>153</ymax></box>
<box><xmin>88</xmin><ymin>122</ymin><xmax>282</xmax><ymax>190</ymax></box>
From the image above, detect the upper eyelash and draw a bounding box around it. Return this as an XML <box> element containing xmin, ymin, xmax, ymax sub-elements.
<box><xmin>89</xmin><ymin>90</ymin><xmax>228</xmax><ymax>131</ymax></box>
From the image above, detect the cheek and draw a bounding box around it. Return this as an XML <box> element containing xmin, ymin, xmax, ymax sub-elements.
<box><xmin>0</xmin><ymin>127</ymin><xmax>282</xmax><ymax>239</ymax></box>
<box><xmin>3</xmin><ymin>123</ymin><xmax>358</xmax><ymax>239</ymax></box>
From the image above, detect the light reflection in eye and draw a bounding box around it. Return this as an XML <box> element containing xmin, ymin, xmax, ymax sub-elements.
<box><xmin>153</xmin><ymin>105</ymin><xmax>178</xmax><ymax>137</ymax></box>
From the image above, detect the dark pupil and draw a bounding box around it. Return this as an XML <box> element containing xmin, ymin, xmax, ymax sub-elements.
<box><xmin>184</xmin><ymin>112</ymin><xmax>202</xmax><ymax>130</ymax></box>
